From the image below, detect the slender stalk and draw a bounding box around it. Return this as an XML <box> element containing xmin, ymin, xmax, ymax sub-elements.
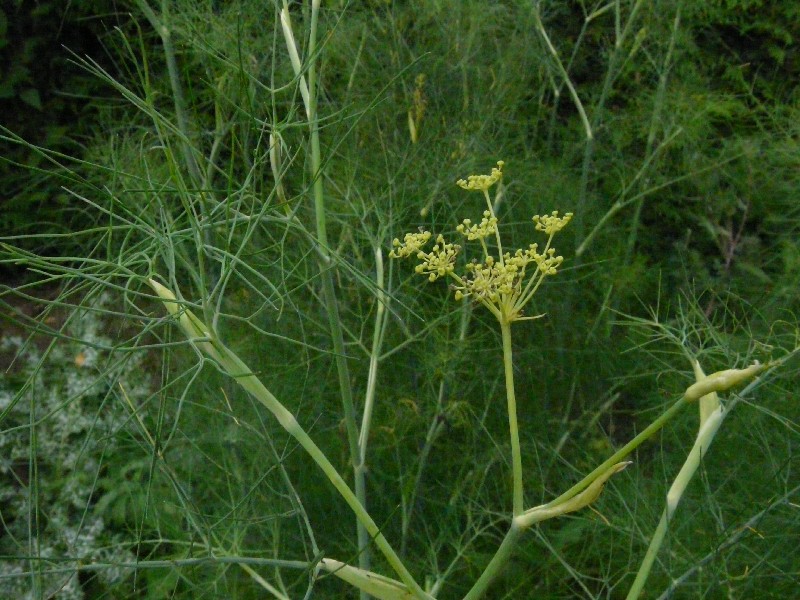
<box><xmin>301</xmin><ymin>0</ymin><xmax>371</xmax><ymax>584</ymax></box>
<box><xmin>355</xmin><ymin>247</ymin><xmax>389</xmax><ymax>577</ymax></box>
<box><xmin>461</xmin><ymin>519</ymin><xmax>525</xmax><ymax>600</ymax></box>
<box><xmin>629</xmin><ymin>505</ymin><xmax>668</xmax><ymax>598</ymax></box>
<box><xmin>149</xmin><ymin>280</ymin><xmax>431</xmax><ymax>600</ymax></box>
<box><xmin>539</xmin><ymin>0</ymin><xmax>644</xmax><ymax>241</ymax></box>
<box><xmin>279</xmin><ymin>5</ymin><xmax>310</xmax><ymax>117</ymax></box>
<box><xmin>484</xmin><ymin>190</ymin><xmax>504</xmax><ymax>260</ymax></box>
<box><xmin>134</xmin><ymin>0</ymin><xmax>220</xmax><ymax>296</ymax></box>
<box><xmin>56</xmin><ymin>555</ymin><xmax>313</xmax><ymax>573</ymax></box>
<box><xmin>134</xmin><ymin>0</ymin><xmax>202</xmax><ymax>188</ymax></box>
<box><xmin>533</xmin><ymin>7</ymin><xmax>592</xmax><ymax>142</ymax></box>
<box><xmin>575</xmin><ymin>127</ymin><xmax>685</xmax><ymax>257</ymax></box>
<box><xmin>500</xmin><ymin>320</ymin><xmax>524</xmax><ymax>516</ymax></box>
<box><xmin>626</xmin><ymin>405</ymin><xmax>726</xmax><ymax>599</ymax></box>
<box><xmin>28</xmin><ymin>384</ymin><xmax>42</xmax><ymax>599</ymax></box>
<box><xmin>538</xmin><ymin>396</ymin><xmax>688</xmax><ymax>511</ymax></box>
<box><xmin>358</xmin><ymin>248</ymin><xmax>388</xmax><ymax>464</ymax></box>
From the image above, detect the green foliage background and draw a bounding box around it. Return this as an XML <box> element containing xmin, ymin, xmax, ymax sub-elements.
<box><xmin>1</xmin><ymin>1</ymin><xmax>798</xmax><ymax>598</ymax></box>
<box><xmin>0</xmin><ymin>0</ymin><xmax>117</xmax><ymax>257</ymax></box>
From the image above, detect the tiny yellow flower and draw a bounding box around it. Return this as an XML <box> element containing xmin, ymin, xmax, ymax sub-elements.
<box><xmin>533</xmin><ymin>211</ymin><xmax>573</xmax><ymax>235</ymax></box>
<box><xmin>504</xmin><ymin>244</ymin><xmax>539</xmax><ymax>271</ymax></box>
<box><xmin>456</xmin><ymin>160</ymin><xmax>505</xmax><ymax>192</ymax></box>
<box><xmin>454</xmin><ymin>256</ymin><xmax>516</xmax><ymax>304</ymax></box>
<box><xmin>389</xmin><ymin>231</ymin><xmax>431</xmax><ymax>258</ymax></box>
<box><xmin>535</xmin><ymin>248</ymin><xmax>564</xmax><ymax>275</ymax></box>
<box><xmin>456</xmin><ymin>210</ymin><xmax>499</xmax><ymax>240</ymax></box>
<box><xmin>414</xmin><ymin>234</ymin><xmax>460</xmax><ymax>282</ymax></box>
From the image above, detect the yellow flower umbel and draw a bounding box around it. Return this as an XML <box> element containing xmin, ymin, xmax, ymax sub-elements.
<box><xmin>391</xmin><ymin>160</ymin><xmax>574</xmax><ymax>516</ymax></box>
<box><xmin>391</xmin><ymin>161</ymin><xmax>572</xmax><ymax>326</ymax></box>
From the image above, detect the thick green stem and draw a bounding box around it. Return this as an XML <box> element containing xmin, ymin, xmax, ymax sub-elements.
<box><xmin>461</xmin><ymin>519</ymin><xmax>525</xmax><ymax>600</ymax></box>
<box><xmin>627</xmin><ymin>511</ymin><xmax>668</xmax><ymax>600</ymax></box>
<box><xmin>148</xmin><ymin>290</ymin><xmax>430</xmax><ymax>600</ymax></box>
<box><xmin>218</xmin><ymin>344</ymin><xmax>427</xmax><ymax>599</ymax></box>
<box><xmin>500</xmin><ymin>320</ymin><xmax>524</xmax><ymax>516</ymax></box>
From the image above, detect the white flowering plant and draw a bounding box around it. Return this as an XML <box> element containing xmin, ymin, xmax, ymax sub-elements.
<box><xmin>0</xmin><ymin>300</ymin><xmax>139</xmax><ymax>599</ymax></box>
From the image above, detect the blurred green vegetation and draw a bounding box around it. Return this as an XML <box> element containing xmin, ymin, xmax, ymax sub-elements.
<box><xmin>0</xmin><ymin>0</ymin><xmax>121</xmax><ymax>259</ymax></box>
<box><xmin>1</xmin><ymin>1</ymin><xmax>798</xmax><ymax>598</ymax></box>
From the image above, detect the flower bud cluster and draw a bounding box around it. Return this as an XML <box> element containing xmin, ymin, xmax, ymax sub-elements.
<box><xmin>456</xmin><ymin>160</ymin><xmax>504</xmax><ymax>192</ymax></box>
<box><xmin>456</xmin><ymin>210</ymin><xmax>498</xmax><ymax>241</ymax></box>
<box><xmin>389</xmin><ymin>231</ymin><xmax>431</xmax><ymax>258</ymax></box>
<box><xmin>533</xmin><ymin>211</ymin><xmax>573</xmax><ymax>235</ymax></box>
<box><xmin>413</xmin><ymin>234</ymin><xmax>461</xmax><ymax>282</ymax></box>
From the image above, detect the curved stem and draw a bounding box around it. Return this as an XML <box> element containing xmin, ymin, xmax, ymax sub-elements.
<box><xmin>533</xmin><ymin>6</ymin><xmax>592</xmax><ymax>143</ymax></box>
<box><xmin>461</xmin><ymin>519</ymin><xmax>525</xmax><ymax>600</ymax></box>
<box><xmin>210</xmin><ymin>339</ymin><xmax>429</xmax><ymax>599</ymax></box>
<box><xmin>150</xmin><ymin>279</ymin><xmax>430</xmax><ymax>599</ymax></box>
<box><xmin>534</xmin><ymin>396</ymin><xmax>688</xmax><ymax>512</ymax></box>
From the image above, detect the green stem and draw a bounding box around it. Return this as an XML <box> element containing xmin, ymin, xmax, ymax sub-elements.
<box><xmin>627</xmin><ymin>506</ymin><xmax>669</xmax><ymax>600</ymax></box>
<box><xmin>533</xmin><ymin>7</ymin><xmax>592</xmax><ymax>142</ymax></box>
<box><xmin>461</xmin><ymin>519</ymin><xmax>525</xmax><ymax>600</ymax></box>
<box><xmin>538</xmin><ymin>396</ymin><xmax>688</xmax><ymax>511</ymax></box>
<box><xmin>303</xmin><ymin>0</ymin><xmax>371</xmax><ymax>585</ymax></box>
<box><xmin>500</xmin><ymin>320</ymin><xmax>524</xmax><ymax>516</ymax></box>
<box><xmin>135</xmin><ymin>0</ymin><xmax>202</xmax><ymax>188</ymax></box>
<box><xmin>305</xmin><ymin>2</ymin><xmax>358</xmax><ymax>459</ymax></box>
<box><xmin>626</xmin><ymin>405</ymin><xmax>726</xmax><ymax>600</ymax></box>
<box><xmin>214</xmin><ymin>342</ymin><xmax>431</xmax><ymax>600</ymax></box>
<box><xmin>460</xmin><ymin>394</ymin><xmax>692</xmax><ymax>600</ymax></box>
<box><xmin>358</xmin><ymin>248</ymin><xmax>388</xmax><ymax>465</ymax></box>
<box><xmin>566</xmin><ymin>0</ymin><xmax>645</xmax><ymax>243</ymax></box>
<box><xmin>150</xmin><ymin>279</ymin><xmax>430</xmax><ymax>599</ymax></box>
